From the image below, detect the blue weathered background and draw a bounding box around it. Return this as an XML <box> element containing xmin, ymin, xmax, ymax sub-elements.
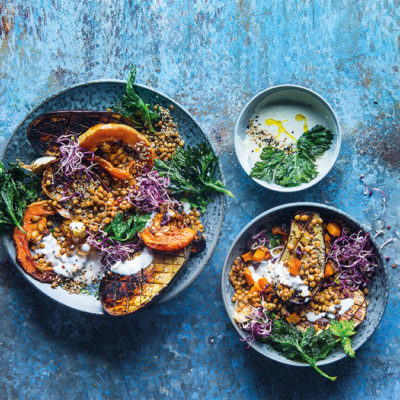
<box><xmin>0</xmin><ymin>1</ymin><xmax>399</xmax><ymax>399</ymax></box>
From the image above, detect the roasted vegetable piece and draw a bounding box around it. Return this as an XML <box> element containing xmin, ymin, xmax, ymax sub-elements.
<box><xmin>27</xmin><ymin>110</ymin><xmax>131</xmax><ymax>154</ymax></box>
<box><xmin>327</xmin><ymin>222</ymin><xmax>341</xmax><ymax>237</ymax></box>
<box><xmin>241</xmin><ymin>251</ymin><xmax>253</xmax><ymax>262</ymax></box>
<box><xmin>140</xmin><ymin>212</ymin><xmax>197</xmax><ymax>251</ymax></box>
<box><xmin>280</xmin><ymin>212</ymin><xmax>312</xmax><ymax>263</ymax></box>
<box><xmin>99</xmin><ymin>246</ymin><xmax>190</xmax><ymax>316</ymax></box>
<box><xmin>324</xmin><ymin>261</ymin><xmax>335</xmax><ymax>277</ymax></box>
<box><xmin>13</xmin><ymin>201</ymin><xmax>56</xmax><ymax>282</ymax></box>
<box><xmin>78</xmin><ymin>123</ymin><xmax>155</xmax><ymax>179</ymax></box>
<box><xmin>243</xmin><ymin>267</ymin><xmax>254</xmax><ymax>286</ymax></box>
<box><xmin>285</xmin><ymin>313</ymin><xmax>301</xmax><ymax>324</ymax></box>
<box><xmin>280</xmin><ymin>212</ymin><xmax>326</xmax><ymax>303</ymax></box>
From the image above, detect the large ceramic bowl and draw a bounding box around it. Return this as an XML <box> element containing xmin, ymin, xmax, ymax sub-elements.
<box><xmin>221</xmin><ymin>202</ymin><xmax>388</xmax><ymax>366</ymax></box>
<box><xmin>235</xmin><ymin>85</ymin><xmax>341</xmax><ymax>192</ymax></box>
<box><xmin>1</xmin><ymin>80</ymin><xmax>225</xmax><ymax>315</ymax></box>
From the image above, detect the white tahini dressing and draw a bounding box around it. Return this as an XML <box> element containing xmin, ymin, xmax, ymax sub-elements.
<box><xmin>306</xmin><ymin>311</ymin><xmax>326</xmax><ymax>322</ymax></box>
<box><xmin>249</xmin><ymin>260</ymin><xmax>311</xmax><ymax>298</ymax></box>
<box><xmin>110</xmin><ymin>247</ymin><xmax>154</xmax><ymax>276</ymax></box>
<box><xmin>182</xmin><ymin>201</ymin><xmax>192</xmax><ymax>214</ymax></box>
<box><xmin>338</xmin><ymin>298</ymin><xmax>354</xmax><ymax>315</ymax></box>
<box><xmin>35</xmin><ymin>235</ymin><xmax>103</xmax><ymax>285</ymax></box>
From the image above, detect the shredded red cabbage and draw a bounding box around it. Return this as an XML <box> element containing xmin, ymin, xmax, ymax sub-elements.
<box><xmin>86</xmin><ymin>231</ymin><xmax>142</xmax><ymax>267</ymax></box>
<box><xmin>127</xmin><ymin>169</ymin><xmax>170</xmax><ymax>212</ymax></box>
<box><xmin>240</xmin><ymin>306</ymin><xmax>272</xmax><ymax>348</ymax></box>
<box><xmin>327</xmin><ymin>228</ymin><xmax>378</xmax><ymax>293</ymax></box>
<box><xmin>250</xmin><ymin>230</ymin><xmax>270</xmax><ymax>250</ymax></box>
<box><xmin>55</xmin><ymin>135</ymin><xmax>96</xmax><ymax>178</ymax></box>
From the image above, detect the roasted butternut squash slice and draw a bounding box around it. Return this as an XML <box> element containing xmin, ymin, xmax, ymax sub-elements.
<box><xmin>78</xmin><ymin>123</ymin><xmax>155</xmax><ymax>180</ymax></box>
<box><xmin>140</xmin><ymin>213</ymin><xmax>197</xmax><ymax>251</ymax></box>
<box><xmin>13</xmin><ymin>201</ymin><xmax>57</xmax><ymax>283</ymax></box>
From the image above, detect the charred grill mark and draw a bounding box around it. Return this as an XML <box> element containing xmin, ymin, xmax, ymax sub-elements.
<box><xmin>27</xmin><ymin>111</ymin><xmax>132</xmax><ymax>154</ymax></box>
<box><xmin>99</xmin><ymin>247</ymin><xmax>190</xmax><ymax>316</ymax></box>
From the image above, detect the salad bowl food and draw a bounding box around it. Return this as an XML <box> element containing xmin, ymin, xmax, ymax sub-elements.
<box><xmin>235</xmin><ymin>85</ymin><xmax>341</xmax><ymax>192</ymax></box>
<box><xmin>1</xmin><ymin>68</ymin><xmax>232</xmax><ymax>315</ymax></box>
<box><xmin>222</xmin><ymin>203</ymin><xmax>387</xmax><ymax>380</ymax></box>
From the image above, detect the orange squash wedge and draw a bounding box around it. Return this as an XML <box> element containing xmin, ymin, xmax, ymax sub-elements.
<box><xmin>140</xmin><ymin>213</ymin><xmax>197</xmax><ymax>251</ymax></box>
<box><xmin>78</xmin><ymin>123</ymin><xmax>155</xmax><ymax>180</ymax></box>
<box><xmin>13</xmin><ymin>201</ymin><xmax>57</xmax><ymax>283</ymax></box>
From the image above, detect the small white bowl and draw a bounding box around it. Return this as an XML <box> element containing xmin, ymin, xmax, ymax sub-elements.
<box><xmin>234</xmin><ymin>85</ymin><xmax>341</xmax><ymax>192</ymax></box>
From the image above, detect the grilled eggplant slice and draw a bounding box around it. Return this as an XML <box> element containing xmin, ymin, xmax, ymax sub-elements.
<box><xmin>279</xmin><ymin>212</ymin><xmax>326</xmax><ymax>304</ymax></box>
<box><xmin>99</xmin><ymin>246</ymin><xmax>190</xmax><ymax>316</ymax></box>
<box><xmin>27</xmin><ymin>110</ymin><xmax>132</xmax><ymax>154</ymax></box>
<box><xmin>280</xmin><ymin>212</ymin><xmax>312</xmax><ymax>263</ymax></box>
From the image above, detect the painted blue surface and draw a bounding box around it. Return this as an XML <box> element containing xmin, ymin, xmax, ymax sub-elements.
<box><xmin>0</xmin><ymin>1</ymin><xmax>399</xmax><ymax>399</ymax></box>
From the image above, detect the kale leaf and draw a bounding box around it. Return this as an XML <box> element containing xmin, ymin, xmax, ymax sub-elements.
<box><xmin>268</xmin><ymin>318</ymin><xmax>357</xmax><ymax>380</ymax></box>
<box><xmin>154</xmin><ymin>142</ymin><xmax>234</xmax><ymax>213</ymax></box>
<box><xmin>0</xmin><ymin>162</ymin><xmax>42</xmax><ymax>233</ymax></box>
<box><xmin>104</xmin><ymin>212</ymin><xmax>150</xmax><ymax>242</ymax></box>
<box><xmin>111</xmin><ymin>66</ymin><xmax>161</xmax><ymax>132</ymax></box>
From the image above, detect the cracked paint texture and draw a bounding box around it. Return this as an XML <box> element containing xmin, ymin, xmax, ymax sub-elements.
<box><xmin>0</xmin><ymin>0</ymin><xmax>399</xmax><ymax>399</ymax></box>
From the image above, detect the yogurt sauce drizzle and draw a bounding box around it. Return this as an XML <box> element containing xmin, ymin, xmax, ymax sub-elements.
<box><xmin>249</xmin><ymin>260</ymin><xmax>310</xmax><ymax>298</ymax></box>
<box><xmin>110</xmin><ymin>247</ymin><xmax>154</xmax><ymax>276</ymax></box>
<box><xmin>35</xmin><ymin>235</ymin><xmax>103</xmax><ymax>285</ymax></box>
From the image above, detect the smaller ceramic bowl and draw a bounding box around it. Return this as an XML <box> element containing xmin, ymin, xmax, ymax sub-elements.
<box><xmin>221</xmin><ymin>203</ymin><xmax>388</xmax><ymax>367</ymax></box>
<box><xmin>234</xmin><ymin>85</ymin><xmax>341</xmax><ymax>192</ymax></box>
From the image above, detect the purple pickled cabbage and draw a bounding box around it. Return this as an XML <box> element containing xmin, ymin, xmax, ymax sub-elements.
<box><xmin>55</xmin><ymin>135</ymin><xmax>96</xmax><ymax>178</ymax></box>
<box><xmin>86</xmin><ymin>231</ymin><xmax>142</xmax><ymax>267</ymax></box>
<box><xmin>127</xmin><ymin>169</ymin><xmax>170</xmax><ymax>212</ymax></box>
<box><xmin>240</xmin><ymin>306</ymin><xmax>272</xmax><ymax>348</ymax></box>
<box><xmin>250</xmin><ymin>230</ymin><xmax>270</xmax><ymax>250</ymax></box>
<box><xmin>327</xmin><ymin>228</ymin><xmax>378</xmax><ymax>293</ymax></box>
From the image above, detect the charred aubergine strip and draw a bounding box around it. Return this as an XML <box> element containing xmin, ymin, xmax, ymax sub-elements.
<box><xmin>279</xmin><ymin>212</ymin><xmax>326</xmax><ymax>303</ymax></box>
<box><xmin>99</xmin><ymin>246</ymin><xmax>190</xmax><ymax>316</ymax></box>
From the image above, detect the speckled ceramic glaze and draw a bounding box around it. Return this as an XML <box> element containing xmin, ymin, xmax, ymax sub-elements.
<box><xmin>222</xmin><ymin>202</ymin><xmax>388</xmax><ymax>366</ymax></box>
<box><xmin>1</xmin><ymin>80</ymin><xmax>225</xmax><ymax>315</ymax></box>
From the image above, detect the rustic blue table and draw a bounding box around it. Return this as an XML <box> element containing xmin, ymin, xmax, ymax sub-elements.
<box><xmin>0</xmin><ymin>1</ymin><xmax>399</xmax><ymax>399</ymax></box>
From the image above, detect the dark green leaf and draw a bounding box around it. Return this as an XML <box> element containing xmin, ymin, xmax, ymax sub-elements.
<box><xmin>297</xmin><ymin>124</ymin><xmax>334</xmax><ymax>161</ymax></box>
<box><xmin>250</xmin><ymin>147</ymin><xmax>286</xmax><ymax>181</ymax></box>
<box><xmin>154</xmin><ymin>142</ymin><xmax>234</xmax><ymax>214</ymax></box>
<box><xmin>249</xmin><ymin>124</ymin><xmax>333</xmax><ymax>187</ymax></box>
<box><xmin>269</xmin><ymin>234</ymin><xmax>281</xmax><ymax>249</ymax></box>
<box><xmin>110</xmin><ymin>66</ymin><xmax>161</xmax><ymax>132</ymax></box>
<box><xmin>274</xmin><ymin>152</ymin><xmax>318</xmax><ymax>187</ymax></box>
<box><xmin>104</xmin><ymin>212</ymin><xmax>150</xmax><ymax>242</ymax></box>
<box><xmin>269</xmin><ymin>317</ymin><xmax>337</xmax><ymax>381</ymax></box>
<box><xmin>0</xmin><ymin>162</ymin><xmax>42</xmax><ymax>233</ymax></box>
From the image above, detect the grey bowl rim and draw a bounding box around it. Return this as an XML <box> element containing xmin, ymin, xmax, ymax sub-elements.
<box><xmin>234</xmin><ymin>84</ymin><xmax>342</xmax><ymax>193</ymax></box>
<box><xmin>221</xmin><ymin>201</ymin><xmax>388</xmax><ymax>367</ymax></box>
<box><xmin>0</xmin><ymin>78</ymin><xmax>226</xmax><ymax>315</ymax></box>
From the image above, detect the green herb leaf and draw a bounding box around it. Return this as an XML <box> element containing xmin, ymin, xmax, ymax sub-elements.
<box><xmin>297</xmin><ymin>125</ymin><xmax>334</xmax><ymax>161</ymax></box>
<box><xmin>249</xmin><ymin>124</ymin><xmax>333</xmax><ymax>187</ymax></box>
<box><xmin>154</xmin><ymin>142</ymin><xmax>234</xmax><ymax>213</ymax></box>
<box><xmin>0</xmin><ymin>162</ymin><xmax>42</xmax><ymax>232</ymax></box>
<box><xmin>250</xmin><ymin>147</ymin><xmax>286</xmax><ymax>181</ymax></box>
<box><xmin>111</xmin><ymin>66</ymin><xmax>161</xmax><ymax>132</ymax></box>
<box><xmin>274</xmin><ymin>152</ymin><xmax>318</xmax><ymax>187</ymax></box>
<box><xmin>329</xmin><ymin>320</ymin><xmax>356</xmax><ymax>358</ymax></box>
<box><xmin>269</xmin><ymin>318</ymin><xmax>337</xmax><ymax>381</ymax></box>
<box><xmin>269</xmin><ymin>233</ymin><xmax>281</xmax><ymax>248</ymax></box>
<box><xmin>104</xmin><ymin>212</ymin><xmax>150</xmax><ymax>242</ymax></box>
